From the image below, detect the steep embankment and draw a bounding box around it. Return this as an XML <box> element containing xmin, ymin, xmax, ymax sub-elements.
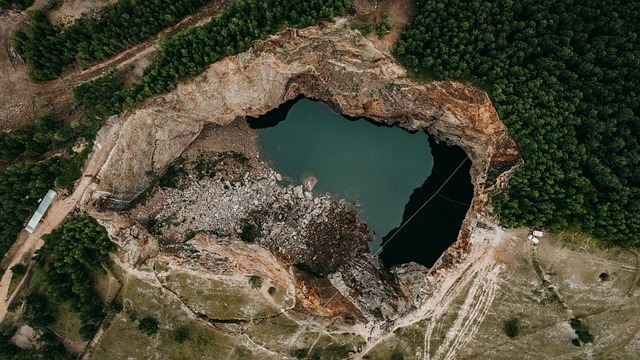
<box><xmin>95</xmin><ymin>21</ymin><xmax>517</xmax><ymax>213</ymax></box>
<box><xmin>87</xmin><ymin>21</ymin><xmax>518</xmax><ymax>333</ymax></box>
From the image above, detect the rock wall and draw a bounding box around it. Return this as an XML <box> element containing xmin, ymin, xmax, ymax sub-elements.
<box><xmin>91</xmin><ymin>21</ymin><xmax>519</xmax><ymax>314</ymax></box>
<box><xmin>96</xmin><ymin>22</ymin><xmax>517</xmax><ymax>204</ymax></box>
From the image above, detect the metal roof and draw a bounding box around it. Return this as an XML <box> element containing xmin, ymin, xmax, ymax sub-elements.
<box><xmin>25</xmin><ymin>189</ymin><xmax>56</xmax><ymax>233</ymax></box>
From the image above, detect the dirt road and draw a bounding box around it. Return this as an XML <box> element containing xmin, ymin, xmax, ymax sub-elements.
<box><xmin>0</xmin><ymin>0</ymin><xmax>233</xmax><ymax>130</ymax></box>
<box><xmin>355</xmin><ymin>217</ymin><xmax>507</xmax><ymax>359</ymax></box>
<box><xmin>0</xmin><ymin>117</ymin><xmax>122</xmax><ymax>324</ymax></box>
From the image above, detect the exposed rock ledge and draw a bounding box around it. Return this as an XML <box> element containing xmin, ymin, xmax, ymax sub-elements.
<box><xmin>97</xmin><ymin>21</ymin><xmax>517</xmax><ymax>206</ymax></box>
<box><xmin>91</xmin><ymin>21</ymin><xmax>519</xmax><ymax>316</ymax></box>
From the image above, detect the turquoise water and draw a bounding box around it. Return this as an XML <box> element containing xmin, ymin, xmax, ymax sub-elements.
<box><xmin>251</xmin><ymin>99</ymin><xmax>433</xmax><ymax>249</ymax></box>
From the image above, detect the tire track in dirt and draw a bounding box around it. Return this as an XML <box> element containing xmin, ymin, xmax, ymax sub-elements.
<box><xmin>429</xmin><ymin>265</ymin><xmax>502</xmax><ymax>360</ymax></box>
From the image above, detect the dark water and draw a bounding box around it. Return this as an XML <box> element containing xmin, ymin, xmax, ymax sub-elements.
<box><xmin>248</xmin><ymin>98</ymin><xmax>472</xmax><ymax>267</ymax></box>
<box><xmin>380</xmin><ymin>137</ymin><xmax>473</xmax><ymax>267</ymax></box>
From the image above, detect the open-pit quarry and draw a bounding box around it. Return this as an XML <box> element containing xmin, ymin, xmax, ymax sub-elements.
<box><xmin>4</xmin><ymin>16</ymin><xmax>639</xmax><ymax>360</ymax></box>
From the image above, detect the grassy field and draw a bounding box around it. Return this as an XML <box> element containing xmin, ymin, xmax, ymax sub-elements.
<box><xmin>363</xmin><ymin>229</ymin><xmax>640</xmax><ymax>359</ymax></box>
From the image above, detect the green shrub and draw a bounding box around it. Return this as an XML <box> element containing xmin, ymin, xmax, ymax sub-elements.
<box><xmin>504</xmin><ymin>318</ymin><xmax>520</xmax><ymax>338</ymax></box>
<box><xmin>24</xmin><ymin>293</ymin><xmax>56</xmax><ymax>328</ymax></box>
<box><xmin>172</xmin><ymin>327</ymin><xmax>189</xmax><ymax>343</ymax></box>
<box><xmin>268</xmin><ymin>286</ymin><xmax>276</xmax><ymax>296</ymax></box>
<box><xmin>570</xmin><ymin>317</ymin><xmax>593</xmax><ymax>344</ymax></box>
<box><xmin>376</xmin><ymin>15</ymin><xmax>392</xmax><ymax>38</ymax></box>
<box><xmin>294</xmin><ymin>348</ymin><xmax>308</xmax><ymax>359</ymax></box>
<box><xmin>240</xmin><ymin>219</ymin><xmax>261</xmax><ymax>243</ymax></box>
<box><xmin>249</xmin><ymin>275</ymin><xmax>262</xmax><ymax>289</ymax></box>
<box><xmin>10</xmin><ymin>263</ymin><xmax>26</xmax><ymax>276</ymax></box>
<box><xmin>106</xmin><ymin>301</ymin><xmax>123</xmax><ymax>315</ymax></box>
<box><xmin>138</xmin><ymin>317</ymin><xmax>159</xmax><ymax>336</ymax></box>
<box><xmin>79</xmin><ymin>323</ymin><xmax>98</xmax><ymax>341</ymax></box>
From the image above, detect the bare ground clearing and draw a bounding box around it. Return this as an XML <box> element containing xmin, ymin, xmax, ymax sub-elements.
<box><xmin>353</xmin><ymin>0</ymin><xmax>415</xmax><ymax>52</ymax></box>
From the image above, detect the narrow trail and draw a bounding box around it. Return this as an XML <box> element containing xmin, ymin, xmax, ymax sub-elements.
<box><xmin>356</xmin><ymin>220</ymin><xmax>506</xmax><ymax>359</ymax></box>
<box><xmin>428</xmin><ymin>265</ymin><xmax>502</xmax><ymax>360</ymax></box>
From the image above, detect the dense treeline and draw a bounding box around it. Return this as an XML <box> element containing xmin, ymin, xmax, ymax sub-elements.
<box><xmin>86</xmin><ymin>0</ymin><xmax>353</xmax><ymax>114</ymax></box>
<box><xmin>395</xmin><ymin>0</ymin><xmax>640</xmax><ymax>244</ymax></box>
<box><xmin>0</xmin><ymin>0</ymin><xmax>33</xmax><ymax>10</ymax></box>
<box><xmin>0</xmin><ymin>159</ymin><xmax>63</xmax><ymax>258</ymax></box>
<box><xmin>12</xmin><ymin>0</ymin><xmax>208</xmax><ymax>81</ymax></box>
<box><xmin>0</xmin><ymin>115</ymin><xmax>74</xmax><ymax>162</ymax></box>
<box><xmin>35</xmin><ymin>216</ymin><xmax>116</xmax><ymax>339</ymax></box>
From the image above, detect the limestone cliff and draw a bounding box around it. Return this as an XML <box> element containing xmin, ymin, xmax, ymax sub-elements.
<box><xmin>95</xmin><ymin>21</ymin><xmax>516</xmax><ymax>203</ymax></box>
<box><xmin>89</xmin><ymin>21</ymin><xmax>518</xmax><ymax>321</ymax></box>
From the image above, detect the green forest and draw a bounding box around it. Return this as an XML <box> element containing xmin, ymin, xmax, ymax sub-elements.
<box><xmin>2</xmin><ymin>0</ymin><xmax>353</xmax><ymax>260</ymax></box>
<box><xmin>34</xmin><ymin>216</ymin><xmax>116</xmax><ymax>338</ymax></box>
<box><xmin>0</xmin><ymin>0</ymin><xmax>33</xmax><ymax>10</ymax></box>
<box><xmin>12</xmin><ymin>0</ymin><xmax>208</xmax><ymax>81</ymax></box>
<box><xmin>108</xmin><ymin>0</ymin><xmax>353</xmax><ymax>112</ymax></box>
<box><xmin>0</xmin><ymin>159</ymin><xmax>63</xmax><ymax>258</ymax></box>
<box><xmin>395</xmin><ymin>0</ymin><xmax>640</xmax><ymax>245</ymax></box>
<box><xmin>0</xmin><ymin>217</ymin><xmax>114</xmax><ymax>359</ymax></box>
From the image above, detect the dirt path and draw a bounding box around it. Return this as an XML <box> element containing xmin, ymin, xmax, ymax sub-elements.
<box><xmin>355</xmin><ymin>218</ymin><xmax>507</xmax><ymax>358</ymax></box>
<box><xmin>0</xmin><ymin>0</ymin><xmax>233</xmax><ymax>131</ymax></box>
<box><xmin>0</xmin><ymin>117</ymin><xmax>123</xmax><ymax>324</ymax></box>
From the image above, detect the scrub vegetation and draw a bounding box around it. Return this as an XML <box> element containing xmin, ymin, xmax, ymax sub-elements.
<box><xmin>395</xmin><ymin>0</ymin><xmax>640</xmax><ymax>245</ymax></box>
<box><xmin>1</xmin><ymin>217</ymin><xmax>116</xmax><ymax>358</ymax></box>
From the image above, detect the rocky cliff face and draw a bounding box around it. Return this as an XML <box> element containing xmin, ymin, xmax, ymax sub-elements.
<box><xmin>96</xmin><ymin>21</ymin><xmax>516</xmax><ymax>203</ymax></box>
<box><xmin>90</xmin><ymin>21</ymin><xmax>518</xmax><ymax>321</ymax></box>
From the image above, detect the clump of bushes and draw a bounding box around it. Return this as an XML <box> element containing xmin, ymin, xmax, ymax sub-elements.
<box><xmin>376</xmin><ymin>15</ymin><xmax>392</xmax><ymax>38</ymax></box>
<box><xmin>138</xmin><ymin>316</ymin><xmax>159</xmax><ymax>336</ymax></box>
<box><xmin>239</xmin><ymin>219</ymin><xmax>261</xmax><ymax>243</ymax></box>
<box><xmin>570</xmin><ymin>317</ymin><xmax>593</xmax><ymax>345</ymax></box>
<box><xmin>503</xmin><ymin>317</ymin><xmax>520</xmax><ymax>338</ymax></box>
<box><xmin>349</xmin><ymin>20</ymin><xmax>372</xmax><ymax>36</ymax></box>
<box><xmin>248</xmin><ymin>275</ymin><xmax>262</xmax><ymax>289</ymax></box>
<box><xmin>10</xmin><ymin>263</ymin><xmax>26</xmax><ymax>276</ymax></box>
<box><xmin>172</xmin><ymin>327</ymin><xmax>189</xmax><ymax>343</ymax></box>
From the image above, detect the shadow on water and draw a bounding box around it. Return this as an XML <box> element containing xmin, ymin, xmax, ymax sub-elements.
<box><xmin>248</xmin><ymin>96</ymin><xmax>472</xmax><ymax>267</ymax></box>
<box><xmin>380</xmin><ymin>136</ymin><xmax>473</xmax><ymax>268</ymax></box>
<box><xmin>246</xmin><ymin>95</ymin><xmax>305</xmax><ymax>129</ymax></box>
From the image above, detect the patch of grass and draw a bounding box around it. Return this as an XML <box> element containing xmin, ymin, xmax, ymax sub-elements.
<box><xmin>159</xmin><ymin>271</ymin><xmax>277</xmax><ymax>319</ymax></box>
